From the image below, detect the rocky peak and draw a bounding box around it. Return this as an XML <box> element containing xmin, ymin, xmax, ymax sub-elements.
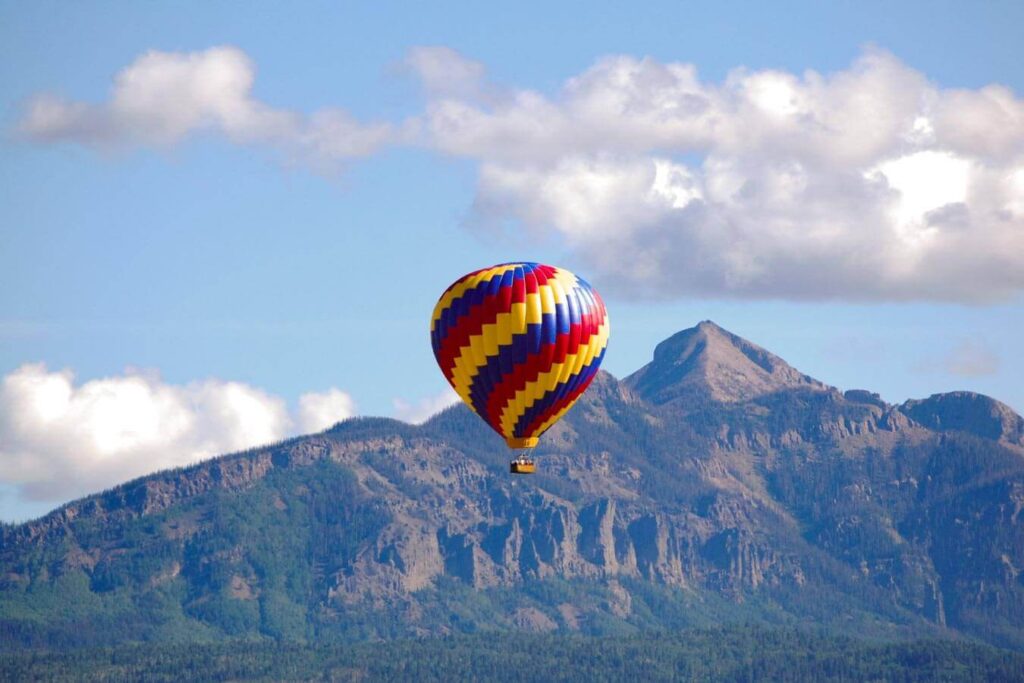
<box><xmin>623</xmin><ymin>321</ymin><xmax>828</xmax><ymax>405</ymax></box>
<box><xmin>4</xmin><ymin>320</ymin><xmax>1024</xmax><ymax>650</ymax></box>
<box><xmin>901</xmin><ymin>391</ymin><xmax>1024</xmax><ymax>447</ymax></box>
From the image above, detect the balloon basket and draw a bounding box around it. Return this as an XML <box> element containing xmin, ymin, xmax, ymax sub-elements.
<box><xmin>510</xmin><ymin>454</ymin><xmax>536</xmax><ymax>474</ymax></box>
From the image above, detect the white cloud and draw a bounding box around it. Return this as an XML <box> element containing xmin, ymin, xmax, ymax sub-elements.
<box><xmin>419</xmin><ymin>48</ymin><xmax>1024</xmax><ymax>302</ymax></box>
<box><xmin>297</xmin><ymin>388</ymin><xmax>357</xmax><ymax>433</ymax></box>
<box><xmin>0</xmin><ymin>364</ymin><xmax>356</xmax><ymax>517</ymax></box>
<box><xmin>392</xmin><ymin>387</ymin><xmax>460</xmax><ymax>425</ymax></box>
<box><xmin>867</xmin><ymin>151</ymin><xmax>972</xmax><ymax>240</ymax></box>
<box><xmin>19</xmin><ymin>46</ymin><xmax>391</xmax><ymax>166</ymax></box>
<box><xmin>18</xmin><ymin>45</ymin><xmax>1024</xmax><ymax>301</ymax></box>
<box><xmin>405</xmin><ymin>46</ymin><xmax>487</xmax><ymax>100</ymax></box>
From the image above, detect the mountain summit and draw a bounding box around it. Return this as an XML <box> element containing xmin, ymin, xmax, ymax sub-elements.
<box><xmin>902</xmin><ymin>391</ymin><xmax>1024</xmax><ymax>447</ymax></box>
<box><xmin>2</xmin><ymin>322</ymin><xmax>1022</xmax><ymax>651</ymax></box>
<box><xmin>624</xmin><ymin>320</ymin><xmax>828</xmax><ymax>405</ymax></box>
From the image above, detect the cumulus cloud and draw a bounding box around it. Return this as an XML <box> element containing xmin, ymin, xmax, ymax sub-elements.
<box><xmin>297</xmin><ymin>388</ymin><xmax>357</xmax><ymax>433</ymax></box>
<box><xmin>417</xmin><ymin>48</ymin><xmax>1024</xmax><ymax>302</ymax></box>
<box><xmin>18</xmin><ymin>45</ymin><xmax>1024</xmax><ymax>301</ymax></box>
<box><xmin>19</xmin><ymin>46</ymin><xmax>391</xmax><ymax>166</ymax></box>
<box><xmin>405</xmin><ymin>46</ymin><xmax>488</xmax><ymax>100</ymax></box>
<box><xmin>0</xmin><ymin>364</ymin><xmax>356</xmax><ymax>516</ymax></box>
<box><xmin>392</xmin><ymin>387</ymin><xmax>460</xmax><ymax>424</ymax></box>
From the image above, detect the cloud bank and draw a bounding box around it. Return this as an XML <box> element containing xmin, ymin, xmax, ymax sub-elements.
<box><xmin>0</xmin><ymin>364</ymin><xmax>356</xmax><ymax>515</ymax></box>
<box><xmin>19</xmin><ymin>46</ymin><xmax>1024</xmax><ymax>301</ymax></box>
<box><xmin>392</xmin><ymin>387</ymin><xmax>460</xmax><ymax>425</ymax></box>
<box><xmin>19</xmin><ymin>46</ymin><xmax>392</xmax><ymax>167</ymax></box>
<box><xmin>416</xmin><ymin>48</ymin><xmax>1024</xmax><ymax>303</ymax></box>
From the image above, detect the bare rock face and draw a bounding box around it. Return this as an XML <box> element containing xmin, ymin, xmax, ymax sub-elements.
<box><xmin>577</xmin><ymin>499</ymin><xmax>618</xmax><ymax>572</ymax></box>
<box><xmin>2</xmin><ymin>321</ymin><xmax>1023</xmax><ymax>650</ymax></box>
<box><xmin>624</xmin><ymin>321</ymin><xmax>828</xmax><ymax>406</ymax></box>
<box><xmin>901</xmin><ymin>392</ymin><xmax>1024</xmax><ymax>447</ymax></box>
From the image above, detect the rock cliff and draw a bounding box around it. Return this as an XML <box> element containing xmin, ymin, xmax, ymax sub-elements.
<box><xmin>2</xmin><ymin>322</ymin><xmax>1022</xmax><ymax>650</ymax></box>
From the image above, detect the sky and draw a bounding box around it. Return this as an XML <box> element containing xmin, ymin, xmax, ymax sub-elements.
<box><xmin>2</xmin><ymin>0</ymin><xmax>1023</xmax><ymax>521</ymax></box>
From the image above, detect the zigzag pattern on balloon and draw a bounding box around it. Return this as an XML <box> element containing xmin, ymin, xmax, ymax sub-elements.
<box><xmin>431</xmin><ymin>262</ymin><xmax>610</xmax><ymax>448</ymax></box>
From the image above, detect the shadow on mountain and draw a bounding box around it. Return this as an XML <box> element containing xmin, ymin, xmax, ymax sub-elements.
<box><xmin>2</xmin><ymin>321</ymin><xmax>1023</xmax><ymax>651</ymax></box>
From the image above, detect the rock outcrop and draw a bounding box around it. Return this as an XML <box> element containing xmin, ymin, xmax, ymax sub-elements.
<box><xmin>2</xmin><ymin>321</ymin><xmax>1022</xmax><ymax>650</ymax></box>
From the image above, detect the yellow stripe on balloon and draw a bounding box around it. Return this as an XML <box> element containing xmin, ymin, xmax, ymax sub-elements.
<box><xmin>430</xmin><ymin>264</ymin><xmax>520</xmax><ymax>332</ymax></box>
<box><xmin>548</xmin><ymin>268</ymin><xmax>580</xmax><ymax>300</ymax></box>
<box><xmin>547</xmin><ymin>279</ymin><xmax>576</xmax><ymax>388</ymax></box>
<box><xmin>430</xmin><ymin>262</ymin><xmax>610</xmax><ymax>451</ymax></box>
<box><xmin>447</xmin><ymin>302</ymin><xmax>528</xmax><ymax>401</ymax></box>
<box><xmin>529</xmin><ymin>360</ymin><xmax>600</xmax><ymax>437</ymax></box>
<box><xmin>499</xmin><ymin>325</ymin><xmax>609</xmax><ymax>438</ymax></box>
<box><xmin>439</xmin><ymin>267</ymin><xmax>605</xmax><ymax>439</ymax></box>
<box><xmin>539</xmin><ymin>282</ymin><xmax>556</xmax><ymax>315</ymax></box>
<box><xmin>447</xmin><ymin>272</ymin><xmax>561</xmax><ymax>401</ymax></box>
<box><xmin>525</xmin><ymin>292</ymin><xmax>542</xmax><ymax>324</ymax></box>
<box><xmin>452</xmin><ymin>273</ymin><xmax>571</xmax><ymax>398</ymax></box>
<box><xmin>497</xmin><ymin>317</ymin><xmax>610</xmax><ymax>436</ymax></box>
<box><xmin>499</xmin><ymin>290</ymin><xmax>610</xmax><ymax>433</ymax></box>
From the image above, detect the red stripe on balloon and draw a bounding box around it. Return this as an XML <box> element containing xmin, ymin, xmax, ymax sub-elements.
<box><xmin>519</xmin><ymin>371</ymin><xmax>599</xmax><ymax>439</ymax></box>
<box><xmin>435</xmin><ymin>282</ymin><xmax>514</xmax><ymax>380</ymax></box>
<box><xmin>482</xmin><ymin>305</ymin><xmax>605</xmax><ymax>428</ymax></box>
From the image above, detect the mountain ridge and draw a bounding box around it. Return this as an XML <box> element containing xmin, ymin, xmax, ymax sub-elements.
<box><xmin>624</xmin><ymin>320</ymin><xmax>830</xmax><ymax>405</ymax></box>
<box><xmin>2</xmin><ymin>321</ymin><xmax>1022</xmax><ymax>651</ymax></box>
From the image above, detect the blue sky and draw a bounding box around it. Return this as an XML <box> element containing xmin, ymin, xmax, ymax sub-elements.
<box><xmin>2</xmin><ymin>1</ymin><xmax>1023</xmax><ymax>521</ymax></box>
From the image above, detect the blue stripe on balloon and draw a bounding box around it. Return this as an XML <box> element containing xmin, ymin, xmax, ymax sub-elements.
<box><xmin>555</xmin><ymin>302</ymin><xmax>570</xmax><ymax>334</ymax></box>
<box><xmin>465</xmin><ymin>282</ymin><xmax>594</xmax><ymax>428</ymax></box>
<box><xmin>465</xmin><ymin>322</ymin><xmax>539</xmax><ymax>421</ymax></box>
<box><xmin>434</xmin><ymin>269</ymin><xmax>509</xmax><ymax>347</ymax></box>
<box><xmin>512</xmin><ymin>345</ymin><xmax>606</xmax><ymax>439</ymax></box>
<box><xmin>540</xmin><ymin>312</ymin><xmax>556</xmax><ymax>345</ymax></box>
<box><xmin>567</xmin><ymin>291</ymin><xmax>580</xmax><ymax>326</ymax></box>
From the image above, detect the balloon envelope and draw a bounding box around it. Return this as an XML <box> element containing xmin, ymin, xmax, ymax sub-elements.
<box><xmin>430</xmin><ymin>262</ymin><xmax>610</xmax><ymax>449</ymax></box>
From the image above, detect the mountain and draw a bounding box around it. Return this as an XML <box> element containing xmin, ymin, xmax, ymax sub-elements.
<box><xmin>901</xmin><ymin>391</ymin><xmax>1024</xmax><ymax>447</ymax></box>
<box><xmin>624</xmin><ymin>320</ymin><xmax>827</xmax><ymax>404</ymax></box>
<box><xmin>2</xmin><ymin>322</ymin><xmax>1023</xmax><ymax>652</ymax></box>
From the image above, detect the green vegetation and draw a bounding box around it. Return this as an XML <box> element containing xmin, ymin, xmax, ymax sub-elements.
<box><xmin>0</xmin><ymin>459</ymin><xmax>391</xmax><ymax>648</ymax></box>
<box><xmin>4</xmin><ymin>627</ymin><xmax>1023</xmax><ymax>682</ymax></box>
<box><xmin>2</xmin><ymin>355</ymin><xmax>1023</xmax><ymax>654</ymax></box>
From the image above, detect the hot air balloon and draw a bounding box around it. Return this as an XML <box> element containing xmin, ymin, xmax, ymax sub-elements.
<box><xmin>430</xmin><ymin>262</ymin><xmax>610</xmax><ymax>474</ymax></box>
